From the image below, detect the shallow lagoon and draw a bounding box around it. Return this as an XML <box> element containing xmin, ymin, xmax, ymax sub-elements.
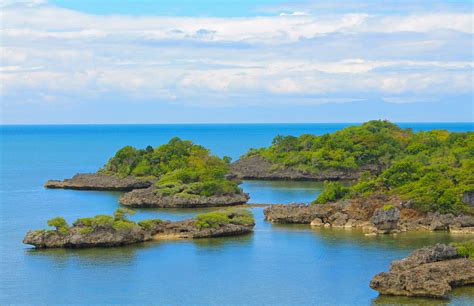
<box><xmin>1</xmin><ymin>123</ymin><xmax>473</xmax><ymax>305</ymax></box>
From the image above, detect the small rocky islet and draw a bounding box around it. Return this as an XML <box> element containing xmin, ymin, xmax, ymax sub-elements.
<box><xmin>263</xmin><ymin>194</ymin><xmax>474</xmax><ymax>234</ymax></box>
<box><xmin>37</xmin><ymin>121</ymin><xmax>474</xmax><ymax>299</ymax></box>
<box><xmin>370</xmin><ymin>243</ymin><xmax>474</xmax><ymax>298</ymax></box>
<box><xmin>23</xmin><ymin>208</ymin><xmax>255</xmax><ymax>248</ymax></box>
<box><xmin>45</xmin><ymin>137</ymin><xmax>249</xmax><ymax>208</ymax></box>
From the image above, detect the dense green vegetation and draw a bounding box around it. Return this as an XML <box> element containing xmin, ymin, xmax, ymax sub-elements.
<box><xmin>100</xmin><ymin>137</ymin><xmax>241</xmax><ymax>197</ymax></box>
<box><xmin>312</xmin><ymin>181</ymin><xmax>350</xmax><ymax>204</ymax></box>
<box><xmin>195</xmin><ymin>209</ymin><xmax>254</xmax><ymax>229</ymax></box>
<box><xmin>245</xmin><ymin>120</ymin><xmax>410</xmax><ymax>172</ymax></box>
<box><xmin>45</xmin><ymin>209</ymin><xmax>163</xmax><ymax>235</ymax></box>
<box><xmin>47</xmin><ymin>217</ymin><xmax>70</xmax><ymax>235</ymax></box>
<box><xmin>247</xmin><ymin>120</ymin><xmax>472</xmax><ymax>214</ymax></box>
<box><xmin>452</xmin><ymin>241</ymin><xmax>474</xmax><ymax>260</ymax></box>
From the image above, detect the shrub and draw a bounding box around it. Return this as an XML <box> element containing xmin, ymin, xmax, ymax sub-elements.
<box><xmin>114</xmin><ymin>208</ymin><xmax>135</xmax><ymax>221</ymax></box>
<box><xmin>195</xmin><ymin>212</ymin><xmax>230</xmax><ymax>229</ymax></box>
<box><xmin>382</xmin><ymin>205</ymin><xmax>394</xmax><ymax>211</ymax></box>
<box><xmin>138</xmin><ymin>219</ymin><xmax>162</xmax><ymax>230</ymax></box>
<box><xmin>312</xmin><ymin>181</ymin><xmax>349</xmax><ymax>204</ymax></box>
<box><xmin>79</xmin><ymin>227</ymin><xmax>94</xmax><ymax>235</ymax></box>
<box><xmin>228</xmin><ymin>209</ymin><xmax>255</xmax><ymax>226</ymax></box>
<box><xmin>73</xmin><ymin>215</ymin><xmax>115</xmax><ymax>228</ymax></box>
<box><xmin>194</xmin><ymin>209</ymin><xmax>254</xmax><ymax>229</ymax></box>
<box><xmin>452</xmin><ymin>241</ymin><xmax>474</xmax><ymax>259</ymax></box>
<box><xmin>112</xmin><ymin>220</ymin><xmax>136</xmax><ymax>232</ymax></box>
<box><xmin>47</xmin><ymin>217</ymin><xmax>70</xmax><ymax>235</ymax></box>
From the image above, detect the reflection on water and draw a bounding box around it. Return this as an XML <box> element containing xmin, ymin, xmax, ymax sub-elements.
<box><xmin>273</xmin><ymin>224</ymin><xmax>471</xmax><ymax>251</ymax></box>
<box><xmin>16</xmin><ymin>197</ymin><xmax>473</xmax><ymax>304</ymax></box>
<box><xmin>242</xmin><ymin>180</ymin><xmax>325</xmax><ymax>204</ymax></box>
<box><xmin>372</xmin><ymin>286</ymin><xmax>474</xmax><ymax>305</ymax></box>
<box><xmin>2</xmin><ymin>121</ymin><xmax>474</xmax><ymax>304</ymax></box>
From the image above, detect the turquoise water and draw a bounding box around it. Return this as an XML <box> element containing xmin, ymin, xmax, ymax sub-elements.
<box><xmin>1</xmin><ymin>123</ymin><xmax>473</xmax><ymax>305</ymax></box>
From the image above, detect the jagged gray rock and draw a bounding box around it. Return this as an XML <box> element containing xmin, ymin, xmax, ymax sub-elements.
<box><xmin>45</xmin><ymin>173</ymin><xmax>153</xmax><ymax>191</ymax></box>
<box><xmin>119</xmin><ymin>187</ymin><xmax>249</xmax><ymax>208</ymax></box>
<box><xmin>23</xmin><ymin>211</ymin><xmax>255</xmax><ymax>248</ymax></box>
<box><xmin>371</xmin><ymin>206</ymin><xmax>400</xmax><ymax>233</ymax></box>
<box><xmin>264</xmin><ymin>197</ymin><xmax>474</xmax><ymax>234</ymax></box>
<box><xmin>370</xmin><ymin>244</ymin><xmax>474</xmax><ymax>298</ymax></box>
<box><xmin>231</xmin><ymin>155</ymin><xmax>378</xmax><ymax>180</ymax></box>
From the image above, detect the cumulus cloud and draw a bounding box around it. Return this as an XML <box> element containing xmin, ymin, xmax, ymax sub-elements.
<box><xmin>0</xmin><ymin>1</ymin><xmax>472</xmax><ymax>109</ymax></box>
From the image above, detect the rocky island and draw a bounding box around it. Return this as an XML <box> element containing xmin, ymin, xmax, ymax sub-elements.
<box><xmin>23</xmin><ymin>208</ymin><xmax>255</xmax><ymax>248</ymax></box>
<box><xmin>254</xmin><ymin>121</ymin><xmax>473</xmax><ymax>234</ymax></box>
<box><xmin>45</xmin><ymin>137</ymin><xmax>249</xmax><ymax>208</ymax></box>
<box><xmin>45</xmin><ymin>173</ymin><xmax>154</xmax><ymax>191</ymax></box>
<box><xmin>370</xmin><ymin>242</ymin><xmax>474</xmax><ymax>298</ymax></box>
<box><xmin>264</xmin><ymin>196</ymin><xmax>474</xmax><ymax>234</ymax></box>
<box><xmin>231</xmin><ymin>121</ymin><xmax>399</xmax><ymax>180</ymax></box>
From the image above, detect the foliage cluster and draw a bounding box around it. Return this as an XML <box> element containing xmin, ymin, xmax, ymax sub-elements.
<box><xmin>255</xmin><ymin>121</ymin><xmax>473</xmax><ymax>214</ymax></box>
<box><xmin>99</xmin><ymin>137</ymin><xmax>240</xmax><ymax>197</ymax></box>
<box><xmin>312</xmin><ymin>181</ymin><xmax>350</xmax><ymax>204</ymax></box>
<box><xmin>47</xmin><ymin>217</ymin><xmax>70</xmax><ymax>235</ymax></box>
<box><xmin>382</xmin><ymin>205</ymin><xmax>394</xmax><ymax>211</ymax></box>
<box><xmin>137</xmin><ymin>219</ymin><xmax>163</xmax><ymax>230</ymax></box>
<box><xmin>245</xmin><ymin>120</ymin><xmax>409</xmax><ymax>172</ymax></box>
<box><xmin>452</xmin><ymin>241</ymin><xmax>474</xmax><ymax>260</ymax></box>
<box><xmin>194</xmin><ymin>209</ymin><xmax>254</xmax><ymax>229</ymax></box>
<box><xmin>44</xmin><ymin>210</ymin><xmax>162</xmax><ymax>235</ymax></box>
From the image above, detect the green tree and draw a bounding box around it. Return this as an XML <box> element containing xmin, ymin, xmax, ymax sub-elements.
<box><xmin>114</xmin><ymin>208</ymin><xmax>135</xmax><ymax>221</ymax></box>
<box><xmin>47</xmin><ymin>217</ymin><xmax>69</xmax><ymax>234</ymax></box>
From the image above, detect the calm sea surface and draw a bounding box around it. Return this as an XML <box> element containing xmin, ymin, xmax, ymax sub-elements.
<box><xmin>1</xmin><ymin>123</ymin><xmax>473</xmax><ymax>305</ymax></box>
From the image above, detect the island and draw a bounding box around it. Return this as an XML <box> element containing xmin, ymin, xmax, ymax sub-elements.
<box><xmin>45</xmin><ymin>137</ymin><xmax>249</xmax><ymax>208</ymax></box>
<box><xmin>242</xmin><ymin>120</ymin><xmax>473</xmax><ymax>234</ymax></box>
<box><xmin>370</xmin><ymin>242</ymin><xmax>474</xmax><ymax>298</ymax></box>
<box><xmin>23</xmin><ymin>208</ymin><xmax>255</xmax><ymax>248</ymax></box>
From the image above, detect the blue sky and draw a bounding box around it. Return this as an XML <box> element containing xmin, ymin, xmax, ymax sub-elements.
<box><xmin>1</xmin><ymin>0</ymin><xmax>473</xmax><ymax>123</ymax></box>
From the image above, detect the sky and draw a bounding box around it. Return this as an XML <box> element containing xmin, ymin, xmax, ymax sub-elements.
<box><xmin>0</xmin><ymin>0</ymin><xmax>473</xmax><ymax>124</ymax></box>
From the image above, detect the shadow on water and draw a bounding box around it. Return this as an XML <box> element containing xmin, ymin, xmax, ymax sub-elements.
<box><xmin>371</xmin><ymin>286</ymin><xmax>474</xmax><ymax>305</ymax></box>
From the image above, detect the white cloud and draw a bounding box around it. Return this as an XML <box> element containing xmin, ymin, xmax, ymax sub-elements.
<box><xmin>0</xmin><ymin>3</ymin><xmax>472</xmax><ymax>107</ymax></box>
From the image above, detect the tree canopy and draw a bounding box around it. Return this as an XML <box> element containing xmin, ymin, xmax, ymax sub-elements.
<box><xmin>308</xmin><ymin>123</ymin><xmax>473</xmax><ymax>214</ymax></box>
<box><xmin>99</xmin><ymin>137</ymin><xmax>241</xmax><ymax>197</ymax></box>
<box><xmin>245</xmin><ymin>120</ymin><xmax>410</xmax><ymax>172</ymax></box>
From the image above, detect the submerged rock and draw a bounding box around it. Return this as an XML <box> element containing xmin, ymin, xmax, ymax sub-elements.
<box><xmin>119</xmin><ymin>187</ymin><xmax>249</xmax><ymax>208</ymax></box>
<box><xmin>231</xmin><ymin>155</ymin><xmax>378</xmax><ymax>180</ymax></box>
<box><xmin>45</xmin><ymin>173</ymin><xmax>153</xmax><ymax>191</ymax></box>
<box><xmin>370</xmin><ymin>244</ymin><xmax>474</xmax><ymax>298</ymax></box>
<box><xmin>23</xmin><ymin>209</ymin><xmax>255</xmax><ymax>249</ymax></box>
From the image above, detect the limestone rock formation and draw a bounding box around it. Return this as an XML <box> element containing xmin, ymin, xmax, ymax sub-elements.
<box><xmin>23</xmin><ymin>209</ymin><xmax>255</xmax><ymax>248</ymax></box>
<box><xmin>370</xmin><ymin>244</ymin><xmax>474</xmax><ymax>298</ymax></box>
<box><xmin>231</xmin><ymin>155</ymin><xmax>377</xmax><ymax>180</ymax></box>
<box><xmin>119</xmin><ymin>187</ymin><xmax>249</xmax><ymax>208</ymax></box>
<box><xmin>45</xmin><ymin>173</ymin><xmax>153</xmax><ymax>191</ymax></box>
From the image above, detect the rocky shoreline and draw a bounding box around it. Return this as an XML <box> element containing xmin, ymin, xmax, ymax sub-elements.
<box><xmin>231</xmin><ymin>155</ymin><xmax>379</xmax><ymax>181</ymax></box>
<box><xmin>370</xmin><ymin>243</ymin><xmax>474</xmax><ymax>298</ymax></box>
<box><xmin>45</xmin><ymin>173</ymin><xmax>153</xmax><ymax>191</ymax></box>
<box><xmin>23</xmin><ymin>209</ymin><xmax>255</xmax><ymax>248</ymax></box>
<box><xmin>45</xmin><ymin>173</ymin><xmax>250</xmax><ymax>208</ymax></box>
<box><xmin>119</xmin><ymin>187</ymin><xmax>250</xmax><ymax>208</ymax></box>
<box><xmin>264</xmin><ymin>195</ymin><xmax>474</xmax><ymax>234</ymax></box>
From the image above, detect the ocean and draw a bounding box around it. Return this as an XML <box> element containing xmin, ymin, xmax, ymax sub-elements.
<box><xmin>1</xmin><ymin>123</ymin><xmax>473</xmax><ymax>305</ymax></box>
